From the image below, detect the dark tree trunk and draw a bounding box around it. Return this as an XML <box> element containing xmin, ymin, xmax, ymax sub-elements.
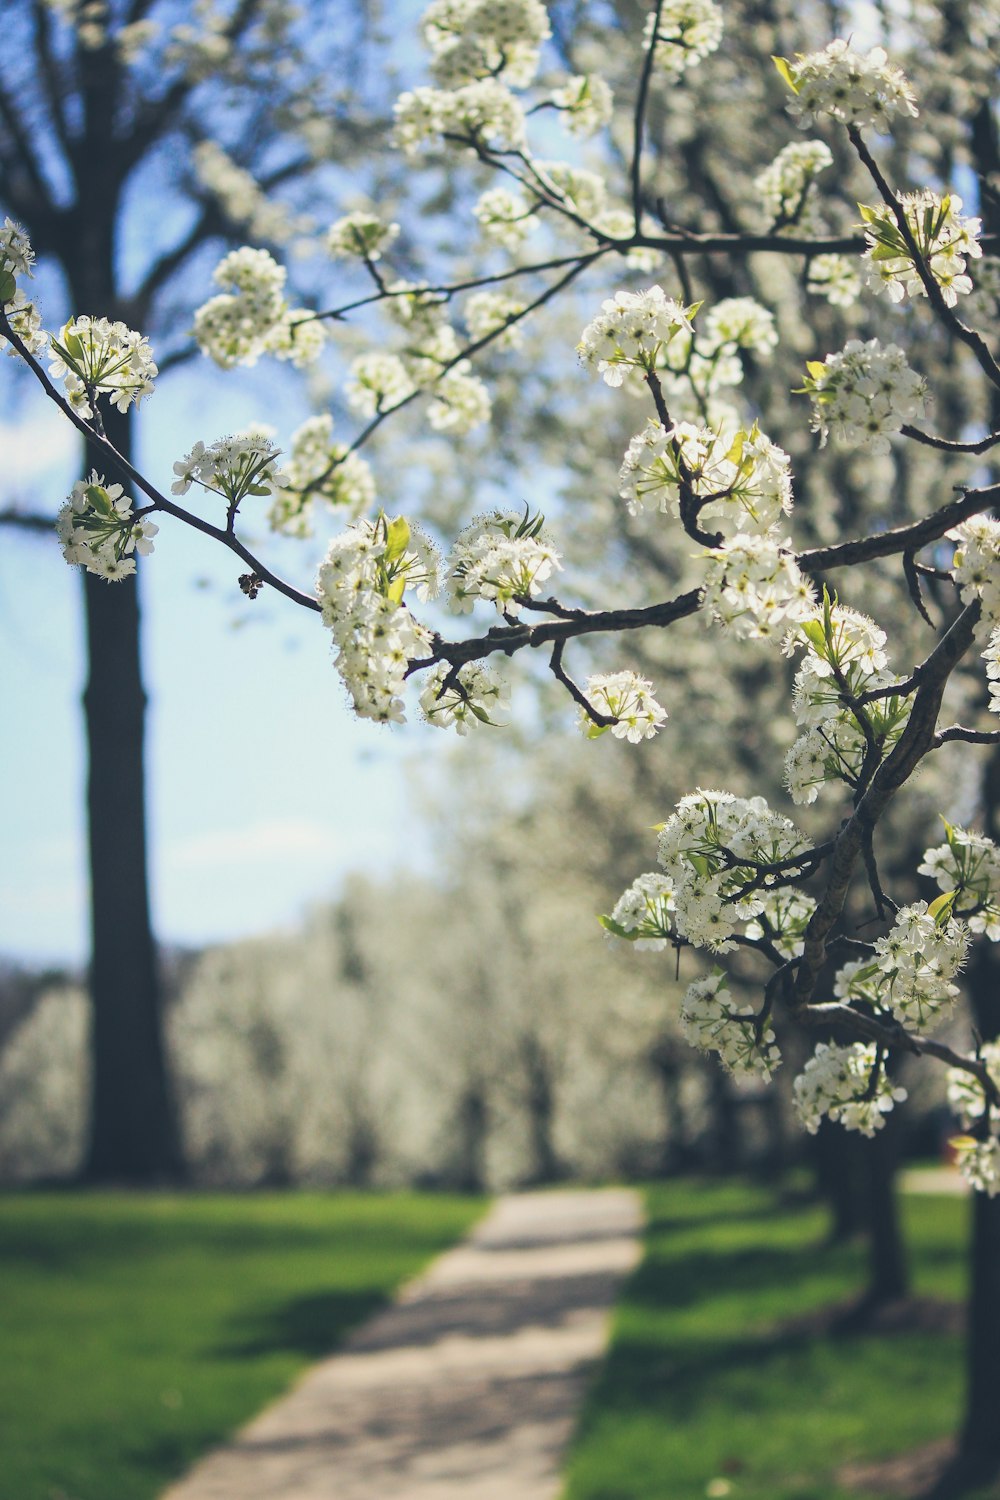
<box><xmin>452</xmin><ymin>1085</ymin><xmax>488</xmax><ymax>1193</ymax></box>
<box><xmin>79</xmin><ymin>404</ymin><xmax>183</xmax><ymax>1182</ymax></box>
<box><xmin>859</xmin><ymin>1120</ymin><xmax>908</xmax><ymax>1306</ymax></box>
<box><xmin>522</xmin><ymin>1035</ymin><xmax>561</xmax><ymax>1185</ymax></box>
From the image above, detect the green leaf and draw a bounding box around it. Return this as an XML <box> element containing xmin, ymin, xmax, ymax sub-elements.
<box><xmin>383</xmin><ymin>515</ymin><xmax>411</xmax><ymax>563</ymax></box>
<box><xmin>598</xmin><ymin>914</ymin><xmax>639</xmax><ymax>941</ymax></box>
<box><xmin>587</xmin><ymin>722</ymin><xmax>610</xmax><ymax>739</ymax></box>
<box><xmin>929</xmin><ymin>890</ymin><xmax>957</xmax><ymax>924</ymax></box>
<box><xmin>800</xmin><ymin>619</ymin><xmax>827</xmax><ymax>653</ymax></box>
<box><xmin>771</xmin><ymin>55</ymin><xmax>799</xmax><ymax>93</ymax></box>
<box><xmin>805</xmin><ymin>360</ymin><xmax>827</xmax><ymax>380</ymax></box>
<box><xmin>857</xmin><ymin>203</ymin><xmax>878</xmax><ymax>223</ymax></box>
<box><xmin>386</xmin><ymin>575</ymin><xmax>406</xmax><ymax>606</ymax></box>
<box><xmin>0</xmin><ymin>269</ymin><xmax>16</xmax><ymax>305</ymax></box>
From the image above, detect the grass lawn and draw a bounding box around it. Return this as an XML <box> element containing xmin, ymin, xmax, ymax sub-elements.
<box><xmin>0</xmin><ymin>1189</ymin><xmax>483</xmax><ymax>1500</ymax></box>
<box><xmin>562</xmin><ymin>1178</ymin><xmax>977</xmax><ymax>1500</ymax></box>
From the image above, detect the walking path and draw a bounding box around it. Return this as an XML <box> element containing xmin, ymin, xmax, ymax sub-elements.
<box><xmin>162</xmin><ymin>1187</ymin><xmax>643</xmax><ymax>1500</ymax></box>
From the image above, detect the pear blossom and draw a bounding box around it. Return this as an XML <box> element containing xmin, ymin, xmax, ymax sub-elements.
<box><xmin>419</xmin><ymin>660</ymin><xmax>509</xmax><ymax>733</ymax></box>
<box><xmin>778</xmin><ymin>39</ymin><xmax>918</xmax><ymax>131</ymax></box>
<box><xmin>861</xmin><ymin>191</ymin><xmax>981</xmax><ymax>307</ymax></box>
<box><xmin>794</xmin><ymin>1042</ymin><xmax>907</xmax><ymax>1137</ymax></box>
<box><xmin>578</xmin><ymin>286</ymin><xmax>696</xmax><ymax>388</ymax></box>
<box><xmin>446</xmin><ymin>508</ymin><xmax>560</xmax><ymax>616</ymax></box>
<box><xmin>802</xmin><ymin>338</ymin><xmax>928</xmax><ymax>455</ymax></box>
<box><xmin>680</xmin><ymin>971</ymin><xmax>779</xmax><ymax>1080</ymax></box>
<box><xmin>603</xmin><ymin>873</ymin><xmax>676</xmax><ymax>951</ymax></box>
<box><xmin>643</xmin><ymin>1</ymin><xmax>723</xmax><ymax>80</ymax></box>
<box><xmin>578</xmin><ymin>670</ymin><xmax>667</xmax><ymax>742</ymax></box>
<box><xmin>56</xmin><ymin>472</ymin><xmax>157</xmax><ymax>580</ymax></box>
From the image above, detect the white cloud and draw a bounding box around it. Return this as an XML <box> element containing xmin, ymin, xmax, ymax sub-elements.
<box><xmin>164</xmin><ymin>817</ymin><xmax>349</xmax><ymax>872</ymax></box>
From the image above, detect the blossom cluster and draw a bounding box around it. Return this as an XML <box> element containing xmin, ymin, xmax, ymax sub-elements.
<box><xmin>577</xmin><ymin>287</ymin><xmax>696</xmax><ymax>389</ymax></box>
<box><xmin>657</xmin><ymin>297</ymin><xmax>777</xmax><ymax>410</ymax></box>
<box><xmin>655</xmin><ymin>789</ymin><xmax>810</xmax><ymax>952</ymax></box>
<box><xmin>579</xmin><ymin>671</ymin><xmax>667</xmax><ymax>743</ymax></box>
<box><xmin>48</xmin><ymin>316</ymin><xmax>157</xmax><ymax>417</ymax></box>
<box><xmin>422</xmin><ymin>0</ymin><xmax>551</xmax><ymax>88</ymax></box>
<box><xmin>919</xmin><ymin>824</ymin><xmax>1000</xmax><ymax>941</ymax></box>
<box><xmin>642</xmin><ymin>1</ymin><xmax>723</xmax><ymax>80</ymax></box>
<box><xmin>602</xmin><ymin>873</ymin><xmax>676</xmax><ymax>951</ymax></box>
<box><xmin>947</xmin><ymin>1044</ymin><xmax>1000</xmax><ymax>1195</ymax></box>
<box><xmin>680</xmin><ymin>971</ymin><xmax>779</xmax><ymax>1080</ymax></box>
<box><xmin>619</xmin><ymin>421</ymin><xmax>793</xmax><ymax>537</ymax></box>
<box><xmin>794</xmin><ymin>1042</ymin><xmax>908</xmax><ymax>1137</ymax></box>
<box><xmin>778</xmin><ymin>39</ymin><xmax>918</xmax><ymax>131</ymax></box>
<box><xmin>56</xmin><ymin>472</ymin><xmax>157</xmax><ymax>581</ymax></box>
<box><xmin>316</xmin><ymin>515</ymin><xmax>438</xmax><ymax>723</ymax></box>
<box><xmin>834</xmin><ymin>900</ymin><xmax>968</xmax><ymax>1032</ymax></box>
<box><xmin>753</xmin><ymin>141</ymin><xmax>833</xmax><ymax>234</ymax></box>
<box><xmin>0</xmin><ymin>217</ymin><xmax>46</xmax><ymax>358</ymax></box>
<box><xmin>394</xmin><ymin>78</ymin><xmax>527</xmax><ymax>153</ymax></box>
<box><xmin>419</xmin><ymin>660</ymin><xmax>509</xmax><ymax>733</ymax></box>
<box><xmin>171</xmin><ymin>433</ymin><xmax>289</xmax><ymax>510</ymax></box>
<box><xmin>194</xmin><ymin>248</ymin><xmax>324</xmax><ymax>369</ymax></box>
<box><xmin>801</xmin><ymin>338</ymin><xmax>928</xmax><ymax>455</ymax></box>
<box><xmin>861</xmin><ymin>192</ymin><xmax>982</xmax><ymax>307</ymax></box>
<box><xmin>327</xmin><ymin>210</ymin><xmax>401</xmax><ymax>262</ymax></box>
<box><xmin>446</xmin><ymin>509</ymin><xmax>561</xmax><ymax>616</ymax></box>
<box><xmin>700</xmin><ymin>533</ymin><xmax>814</xmax><ymax>642</ymax></box>
<box><xmin>950</xmin><ymin>518</ymin><xmax>1000</xmax><ymax>622</ymax></box>
<box><xmin>550</xmin><ymin>74</ymin><xmax>614</xmax><ymax>138</ymax></box>
<box><xmin>785</xmin><ymin>602</ymin><xmax>911</xmax><ymax>805</ymax></box>
<box><xmin>267</xmin><ymin>415</ymin><xmax>376</xmax><ymax>537</ymax></box>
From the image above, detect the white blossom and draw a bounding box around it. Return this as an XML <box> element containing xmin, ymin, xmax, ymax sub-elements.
<box><xmin>794</xmin><ymin>1042</ymin><xmax>907</xmax><ymax>1137</ymax></box>
<box><xmin>48</xmin><ymin>316</ymin><xmax>157</xmax><ymax>417</ymax></box>
<box><xmin>420</xmin><ymin>660</ymin><xmax>509</xmax><ymax>733</ymax></box>
<box><xmin>643</xmin><ymin>1</ymin><xmax>723</xmax><ymax>80</ymax></box>
<box><xmin>327</xmin><ymin>210</ymin><xmax>400</xmax><ymax>262</ymax></box>
<box><xmin>579</xmin><ymin>670</ymin><xmax>667</xmax><ymax>742</ymax></box>
<box><xmin>861</xmin><ymin>191</ymin><xmax>982</xmax><ymax>307</ymax></box>
<box><xmin>578</xmin><ymin>286</ymin><xmax>696</xmax><ymax>388</ymax></box>
<box><xmin>680</xmin><ymin>970</ymin><xmax>779</xmax><ymax>1080</ymax></box>
<box><xmin>779</xmin><ymin>39</ymin><xmax>918</xmax><ymax>131</ymax></box>
<box><xmin>802</xmin><ymin>338</ymin><xmax>928</xmax><ymax>456</ymax></box>
<box><xmin>447</xmin><ymin>508</ymin><xmax>560</xmax><ymax>616</ymax></box>
<box><xmin>550</xmin><ymin>74</ymin><xmax>614</xmax><ymax>138</ymax></box>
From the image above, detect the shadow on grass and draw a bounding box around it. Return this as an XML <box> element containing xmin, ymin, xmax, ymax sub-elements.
<box><xmin>216</xmin><ymin>1288</ymin><xmax>390</xmax><ymax>1360</ymax></box>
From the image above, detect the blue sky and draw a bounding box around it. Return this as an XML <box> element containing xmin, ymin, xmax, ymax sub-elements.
<box><xmin>0</xmin><ymin>367</ymin><xmax>438</xmax><ymax>968</ymax></box>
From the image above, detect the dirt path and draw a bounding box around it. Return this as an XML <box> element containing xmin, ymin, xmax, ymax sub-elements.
<box><xmin>161</xmin><ymin>1187</ymin><xmax>643</xmax><ymax>1500</ymax></box>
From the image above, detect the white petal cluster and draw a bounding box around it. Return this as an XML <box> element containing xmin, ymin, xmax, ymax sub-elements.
<box><xmin>534</xmin><ymin>161</ymin><xmax>607</xmax><ymax>221</ymax></box>
<box><xmin>327</xmin><ymin>210</ymin><xmax>400</xmax><ymax>262</ymax></box>
<box><xmin>604</xmin><ymin>873</ymin><xmax>676</xmax><ymax>951</ymax></box>
<box><xmin>579</xmin><ymin>670</ymin><xmax>667</xmax><ymax>743</ymax></box>
<box><xmin>753</xmin><ymin>141</ymin><xmax>833</xmax><ymax>234</ymax></box>
<box><xmin>419</xmin><ymin>660</ymin><xmax>509</xmax><ymax>733</ymax></box>
<box><xmin>984</xmin><ymin>628</ymin><xmax>1000</xmax><ymax>723</ymax></box>
<box><xmin>171</xmin><ymin>432</ymin><xmax>289</xmax><ymax>508</ymax></box>
<box><xmin>426</xmin><ymin>366</ymin><xmax>492</xmax><ymax>433</ymax></box>
<box><xmin>447</xmin><ymin>509</ymin><xmax>561</xmax><ymax>616</ymax></box>
<box><xmin>619</xmin><ymin>421</ymin><xmax>793</xmax><ymax>537</ymax></box>
<box><xmin>744</xmin><ymin>888</ymin><xmax>816</xmax><ymax>959</ymax></box>
<box><xmin>700</xmin><ymin>533</ymin><xmax>815</xmax><ymax>642</ymax></box>
<box><xmin>422</xmin><ymin>0</ymin><xmax>551</xmax><ymax>88</ymax></box>
<box><xmin>834</xmin><ymin>902</ymin><xmax>968</xmax><ymax>1032</ymax></box>
<box><xmin>463</xmin><ymin>292</ymin><xmax>525</xmax><ymax>348</ymax></box>
<box><xmin>643</xmin><ymin>1</ymin><xmax>723</xmax><ymax>80</ymax></box>
<box><xmin>794</xmin><ymin>1042</ymin><xmax>907</xmax><ymax>1137</ymax></box>
<box><xmin>806</xmin><ymin>254</ymin><xmax>862</xmax><ymax>307</ymax></box>
<box><xmin>785</xmin><ymin>603</ymin><xmax>910</xmax><ymax>803</ymax></box>
<box><xmin>473</xmin><ymin>187</ymin><xmax>537</xmax><ymax>249</ymax></box>
<box><xmin>394</xmin><ymin>79</ymin><xmax>526</xmax><ymax>153</ymax></box>
<box><xmin>656</xmin><ymin>296</ymin><xmax>776</xmax><ymax>408</ymax></box>
<box><xmin>0</xmin><ymin>216</ymin><xmax>34</xmax><ymax>280</ymax></box>
<box><xmin>56</xmin><ymin>471</ymin><xmax>157</xmax><ymax>581</ymax></box>
<box><xmin>919</xmin><ymin>823</ymin><xmax>1000</xmax><ymax>941</ymax></box>
<box><xmin>550</xmin><ymin>74</ymin><xmax>614</xmax><ymax>138</ymax></box>
<box><xmin>781</xmin><ymin>40</ymin><xmax>918</xmax><ymax>131</ymax></box>
<box><xmin>194</xmin><ymin>248</ymin><xmax>292</xmax><ymax>369</ymax></box>
<box><xmin>803</xmin><ymin>338</ymin><xmax>927</xmax><ymax>456</ymax></box>
<box><xmin>0</xmin><ymin>222</ymin><xmax>46</xmax><ymax>359</ymax></box>
<box><xmin>656</xmin><ymin>789</ymin><xmax>810</xmax><ymax>953</ymax></box>
<box><xmin>267</xmin><ymin>415</ymin><xmax>375</xmax><ymax>537</ymax></box>
<box><xmin>345</xmin><ymin>353</ymin><xmax>416</xmax><ymax>417</ymax></box>
<box><xmin>861</xmin><ymin>192</ymin><xmax>982</xmax><ymax>307</ymax></box>
<box><xmin>950</xmin><ymin>517</ymin><xmax>1000</xmax><ymax>622</ymax></box>
<box><xmin>316</xmin><ymin>515</ymin><xmax>439</xmax><ymax>724</ymax></box>
<box><xmin>680</xmin><ymin>971</ymin><xmax>779</xmax><ymax>1080</ymax></box>
<box><xmin>48</xmin><ymin>316</ymin><xmax>157</xmax><ymax>417</ymax></box>
<box><xmin>578</xmin><ymin>286</ymin><xmax>696</xmax><ymax>388</ymax></box>
<box><xmin>947</xmin><ymin>1045</ymin><xmax>1000</xmax><ymax>1195</ymax></box>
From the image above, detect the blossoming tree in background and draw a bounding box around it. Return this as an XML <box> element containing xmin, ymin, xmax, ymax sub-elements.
<box><xmin>0</xmin><ymin>0</ymin><xmax>394</xmax><ymax>1181</ymax></box>
<box><xmin>3</xmin><ymin>0</ymin><xmax>1000</xmax><ymax>1488</ymax></box>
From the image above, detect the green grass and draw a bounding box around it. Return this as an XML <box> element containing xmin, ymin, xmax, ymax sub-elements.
<box><xmin>0</xmin><ymin>1189</ymin><xmax>483</xmax><ymax>1500</ymax></box>
<box><xmin>562</xmin><ymin>1179</ymin><xmax>974</xmax><ymax>1500</ymax></box>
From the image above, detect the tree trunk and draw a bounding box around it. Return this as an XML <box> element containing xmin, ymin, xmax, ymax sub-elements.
<box><xmin>859</xmin><ymin>1120</ymin><xmax>908</xmax><ymax>1306</ymax></box>
<box><xmin>80</xmin><ymin>405</ymin><xmax>184</xmax><ymax>1182</ymax></box>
